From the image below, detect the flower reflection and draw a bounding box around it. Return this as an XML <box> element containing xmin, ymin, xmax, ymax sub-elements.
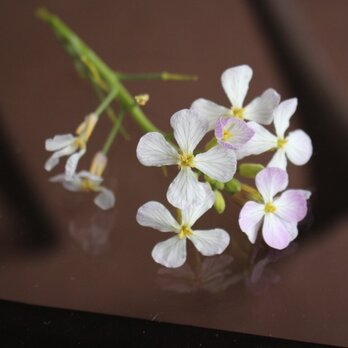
<box><xmin>157</xmin><ymin>254</ymin><xmax>241</xmax><ymax>294</ymax></box>
<box><xmin>244</xmin><ymin>243</ymin><xmax>298</xmax><ymax>296</ymax></box>
<box><xmin>69</xmin><ymin>213</ymin><xmax>115</xmax><ymax>255</ymax></box>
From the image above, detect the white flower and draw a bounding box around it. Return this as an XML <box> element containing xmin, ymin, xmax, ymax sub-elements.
<box><xmin>136</xmin><ymin>184</ymin><xmax>230</xmax><ymax>268</ymax></box>
<box><xmin>236</xmin><ymin>98</ymin><xmax>313</xmax><ymax>170</ymax></box>
<box><xmin>50</xmin><ymin>152</ymin><xmax>115</xmax><ymax>210</ymax></box>
<box><xmin>45</xmin><ymin>113</ymin><xmax>98</xmax><ymax>179</ymax></box>
<box><xmin>191</xmin><ymin>65</ymin><xmax>280</xmax><ymax>130</ymax></box>
<box><xmin>136</xmin><ymin>109</ymin><xmax>237</xmax><ymax>208</ymax></box>
<box><xmin>239</xmin><ymin>167</ymin><xmax>310</xmax><ymax>250</ymax></box>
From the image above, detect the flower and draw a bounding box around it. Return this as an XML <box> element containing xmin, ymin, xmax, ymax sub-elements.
<box><xmin>45</xmin><ymin>113</ymin><xmax>98</xmax><ymax>179</ymax></box>
<box><xmin>136</xmin><ymin>109</ymin><xmax>236</xmax><ymax>208</ymax></box>
<box><xmin>215</xmin><ymin>117</ymin><xmax>255</xmax><ymax>150</ymax></box>
<box><xmin>50</xmin><ymin>152</ymin><xmax>115</xmax><ymax>210</ymax></box>
<box><xmin>136</xmin><ymin>184</ymin><xmax>230</xmax><ymax>268</ymax></box>
<box><xmin>191</xmin><ymin>65</ymin><xmax>280</xmax><ymax>130</ymax></box>
<box><xmin>238</xmin><ymin>167</ymin><xmax>310</xmax><ymax>250</ymax></box>
<box><xmin>236</xmin><ymin>98</ymin><xmax>313</xmax><ymax>170</ymax></box>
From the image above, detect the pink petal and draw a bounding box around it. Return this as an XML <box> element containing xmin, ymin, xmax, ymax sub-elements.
<box><xmin>262</xmin><ymin>214</ymin><xmax>293</xmax><ymax>250</ymax></box>
<box><xmin>239</xmin><ymin>201</ymin><xmax>264</xmax><ymax>243</ymax></box>
<box><xmin>275</xmin><ymin>190</ymin><xmax>308</xmax><ymax>223</ymax></box>
<box><xmin>255</xmin><ymin>167</ymin><xmax>288</xmax><ymax>202</ymax></box>
<box><xmin>215</xmin><ymin>117</ymin><xmax>255</xmax><ymax>150</ymax></box>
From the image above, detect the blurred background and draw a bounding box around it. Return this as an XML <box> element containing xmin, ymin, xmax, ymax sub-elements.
<box><xmin>0</xmin><ymin>0</ymin><xmax>348</xmax><ymax>346</ymax></box>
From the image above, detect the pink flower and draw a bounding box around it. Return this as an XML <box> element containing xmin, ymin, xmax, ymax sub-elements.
<box><xmin>239</xmin><ymin>167</ymin><xmax>310</xmax><ymax>250</ymax></box>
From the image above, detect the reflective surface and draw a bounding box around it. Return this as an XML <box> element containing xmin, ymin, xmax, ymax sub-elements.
<box><xmin>0</xmin><ymin>0</ymin><xmax>348</xmax><ymax>346</ymax></box>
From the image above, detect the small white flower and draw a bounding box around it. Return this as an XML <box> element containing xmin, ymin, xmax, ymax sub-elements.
<box><xmin>191</xmin><ymin>65</ymin><xmax>280</xmax><ymax>130</ymax></box>
<box><xmin>136</xmin><ymin>109</ymin><xmax>237</xmax><ymax>209</ymax></box>
<box><xmin>50</xmin><ymin>152</ymin><xmax>115</xmax><ymax>210</ymax></box>
<box><xmin>45</xmin><ymin>113</ymin><xmax>98</xmax><ymax>179</ymax></box>
<box><xmin>239</xmin><ymin>167</ymin><xmax>310</xmax><ymax>250</ymax></box>
<box><xmin>236</xmin><ymin>98</ymin><xmax>313</xmax><ymax>170</ymax></box>
<box><xmin>136</xmin><ymin>184</ymin><xmax>230</xmax><ymax>268</ymax></box>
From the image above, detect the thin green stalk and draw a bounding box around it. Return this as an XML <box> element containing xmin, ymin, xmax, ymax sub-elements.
<box><xmin>37</xmin><ymin>8</ymin><xmax>160</xmax><ymax>133</ymax></box>
<box><xmin>94</xmin><ymin>87</ymin><xmax>118</xmax><ymax>117</ymax></box>
<box><xmin>102</xmin><ymin>110</ymin><xmax>126</xmax><ymax>155</ymax></box>
<box><xmin>117</xmin><ymin>72</ymin><xmax>197</xmax><ymax>81</ymax></box>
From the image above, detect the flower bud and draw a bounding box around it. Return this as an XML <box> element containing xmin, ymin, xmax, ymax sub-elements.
<box><xmin>214</xmin><ymin>190</ymin><xmax>226</xmax><ymax>214</ymax></box>
<box><xmin>204</xmin><ymin>175</ymin><xmax>224</xmax><ymax>190</ymax></box>
<box><xmin>89</xmin><ymin>152</ymin><xmax>107</xmax><ymax>177</ymax></box>
<box><xmin>135</xmin><ymin>94</ymin><xmax>150</xmax><ymax>106</ymax></box>
<box><xmin>224</xmin><ymin>178</ymin><xmax>241</xmax><ymax>194</ymax></box>
<box><xmin>238</xmin><ymin>163</ymin><xmax>264</xmax><ymax>179</ymax></box>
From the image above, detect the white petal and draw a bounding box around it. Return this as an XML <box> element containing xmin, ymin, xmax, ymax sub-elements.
<box><xmin>195</xmin><ymin>146</ymin><xmax>236</xmax><ymax>183</ymax></box>
<box><xmin>44</xmin><ymin>144</ymin><xmax>77</xmax><ymax>171</ymax></box>
<box><xmin>221</xmin><ymin>65</ymin><xmax>253</xmax><ymax>108</ymax></box>
<box><xmin>136</xmin><ymin>132</ymin><xmax>179</xmax><ymax>167</ymax></box>
<box><xmin>45</xmin><ymin>134</ymin><xmax>75</xmax><ymax>151</ymax></box>
<box><xmin>255</xmin><ymin>167</ymin><xmax>288</xmax><ymax>202</ymax></box>
<box><xmin>285</xmin><ymin>129</ymin><xmax>313</xmax><ymax>166</ymax></box>
<box><xmin>50</xmin><ymin>173</ymin><xmax>81</xmax><ymax>191</ymax></box>
<box><xmin>78</xmin><ymin>170</ymin><xmax>103</xmax><ymax>185</ymax></box>
<box><xmin>152</xmin><ymin>236</ymin><xmax>187</xmax><ymax>268</ymax></box>
<box><xmin>189</xmin><ymin>228</ymin><xmax>230</xmax><ymax>256</ymax></box>
<box><xmin>170</xmin><ymin>109</ymin><xmax>209</xmax><ymax>153</ymax></box>
<box><xmin>181</xmin><ymin>183</ymin><xmax>215</xmax><ymax>226</ymax></box>
<box><xmin>262</xmin><ymin>214</ymin><xmax>293</xmax><ymax>250</ymax></box>
<box><xmin>239</xmin><ymin>201</ymin><xmax>265</xmax><ymax>243</ymax></box>
<box><xmin>167</xmin><ymin>167</ymin><xmax>206</xmax><ymax>209</ymax></box>
<box><xmin>273</xmin><ymin>98</ymin><xmax>298</xmax><ymax>138</ymax></box>
<box><xmin>49</xmin><ymin>173</ymin><xmax>67</xmax><ymax>183</ymax></box>
<box><xmin>267</xmin><ymin>149</ymin><xmax>288</xmax><ymax>170</ymax></box>
<box><xmin>136</xmin><ymin>201</ymin><xmax>179</xmax><ymax>232</ymax></box>
<box><xmin>191</xmin><ymin>99</ymin><xmax>230</xmax><ymax>130</ymax></box>
<box><xmin>236</xmin><ymin>122</ymin><xmax>276</xmax><ymax>159</ymax></box>
<box><xmin>94</xmin><ymin>187</ymin><xmax>115</xmax><ymax>210</ymax></box>
<box><xmin>65</xmin><ymin>148</ymin><xmax>86</xmax><ymax>179</ymax></box>
<box><xmin>244</xmin><ymin>89</ymin><xmax>280</xmax><ymax>124</ymax></box>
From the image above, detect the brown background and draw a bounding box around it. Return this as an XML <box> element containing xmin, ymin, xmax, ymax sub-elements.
<box><xmin>0</xmin><ymin>0</ymin><xmax>348</xmax><ymax>346</ymax></box>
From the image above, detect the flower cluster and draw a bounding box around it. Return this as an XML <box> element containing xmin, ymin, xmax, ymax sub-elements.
<box><xmin>136</xmin><ymin>65</ymin><xmax>313</xmax><ymax>268</ymax></box>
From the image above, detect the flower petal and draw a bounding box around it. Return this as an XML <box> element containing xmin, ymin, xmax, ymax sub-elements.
<box><xmin>195</xmin><ymin>146</ymin><xmax>236</xmax><ymax>183</ymax></box>
<box><xmin>285</xmin><ymin>129</ymin><xmax>313</xmax><ymax>166</ymax></box>
<box><xmin>215</xmin><ymin>117</ymin><xmax>255</xmax><ymax>150</ymax></box>
<box><xmin>273</xmin><ymin>98</ymin><xmax>298</xmax><ymax>138</ymax></box>
<box><xmin>167</xmin><ymin>167</ymin><xmax>206</xmax><ymax>209</ymax></box>
<box><xmin>221</xmin><ymin>65</ymin><xmax>253</xmax><ymax>108</ymax></box>
<box><xmin>256</xmin><ymin>167</ymin><xmax>288</xmax><ymax>202</ymax></box>
<box><xmin>45</xmin><ymin>134</ymin><xmax>75</xmax><ymax>151</ymax></box>
<box><xmin>267</xmin><ymin>149</ymin><xmax>287</xmax><ymax>170</ymax></box>
<box><xmin>262</xmin><ymin>214</ymin><xmax>293</xmax><ymax>250</ymax></box>
<box><xmin>94</xmin><ymin>187</ymin><xmax>115</xmax><ymax>210</ymax></box>
<box><xmin>65</xmin><ymin>147</ymin><xmax>86</xmax><ymax>179</ymax></box>
<box><xmin>152</xmin><ymin>236</ymin><xmax>187</xmax><ymax>268</ymax></box>
<box><xmin>50</xmin><ymin>173</ymin><xmax>81</xmax><ymax>191</ymax></box>
<box><xmin>189</xmin><ymin>228</ymin><xmax>230</xmax><ymax>256</ymax></box>
<box><xmin>244</xmin><ymin>89</ymin><xmax>280</xmax><ymax>125</ymax></box>
<box><xmin>136</xmin><ymin>132</ymin><xmax>179</xmax><ymax>167</ymax></box>
<box><xmin>275</xmin><ymin>189</ymin><xmax>308</xmax><ymax>223</ymax></box>
<box><xmin>170</xmin><ymin>109</ymin><xmax>209</xmax><ymax>153</ymax></box>
<box><xmin>239</xmin><ymin>201</ymin><xmax>265</xmax><ymax>243</ymax></box>
<box><xmin>181</xmin><ymin>183</ymin><xmax>215</xmax><ymax>226</ymax></box>
<box><xmin>191</xmin><ymin>99</ymin><xmax>230</xmax><ymax>130</ymax></box>
<box><xmin>136</xmin><ymin>201</ymin><xmax>179</xmax><ymax>232</ymax></box>
<box><xmin>44</xmin><ymin>144</ymin><xmax>77</xmax><ymax>171</ymax></box>
<box><xmin>236</xmin><ymin>122</ymin><xmax>276</xmax><ymax>159</ymax></box>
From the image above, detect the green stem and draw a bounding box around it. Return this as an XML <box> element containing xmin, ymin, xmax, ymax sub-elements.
<box><xmin>37</xmin><ymin>8</ymin><xmax>160</xmax><ymax>133</ymax></box>
<box><xmin>102</xmin><ymin>110</ymin><xmax>126</xmax><ymax>155</ymax></box>
<box><xmin>94</xmin><ymin>87</ymin><xmax>118</xmax><ymax>116</ymax></box>
<box><xmin>117</xmin><ymin>72</ymin><xmax>198</xmax><ymax>81</ymax></box>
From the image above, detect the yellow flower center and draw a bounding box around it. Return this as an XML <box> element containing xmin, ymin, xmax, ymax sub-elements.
<box><xmin>79</xmin><ymin>179</ymin><xmax>98</xmax><ymax>192</ymax></box>
<box><xmin>179</xmin><ymin>153</ymin><xmax>194</xmax><ymax>168</ymax></box>
<box><xmin>264</xmin><ymin>202</ymin><xmax>277</xmax><ymax>214</ymax></box>
<box><xmin>231</xmin><ymin>106</ymin><xmax>245</xmax><ymax>120</ymax></box>
<box><xmin>74</xmin><ymin>137</ymin><xmax>87</xmax><ymax>150</ymax></box>
<box><xmin>223</xmin><ymin>129</ymin><xmax>233</xmax><ymax>141</ymax></box>
<box><xmin>178</xmin><ymin>224</ymin><xmax>193</xmax><ymax>239</ymax></box>
<box><xmin>277</xmin><ymin>137</ymin><xmax>288</xmax><ymax>149</ymax></box>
